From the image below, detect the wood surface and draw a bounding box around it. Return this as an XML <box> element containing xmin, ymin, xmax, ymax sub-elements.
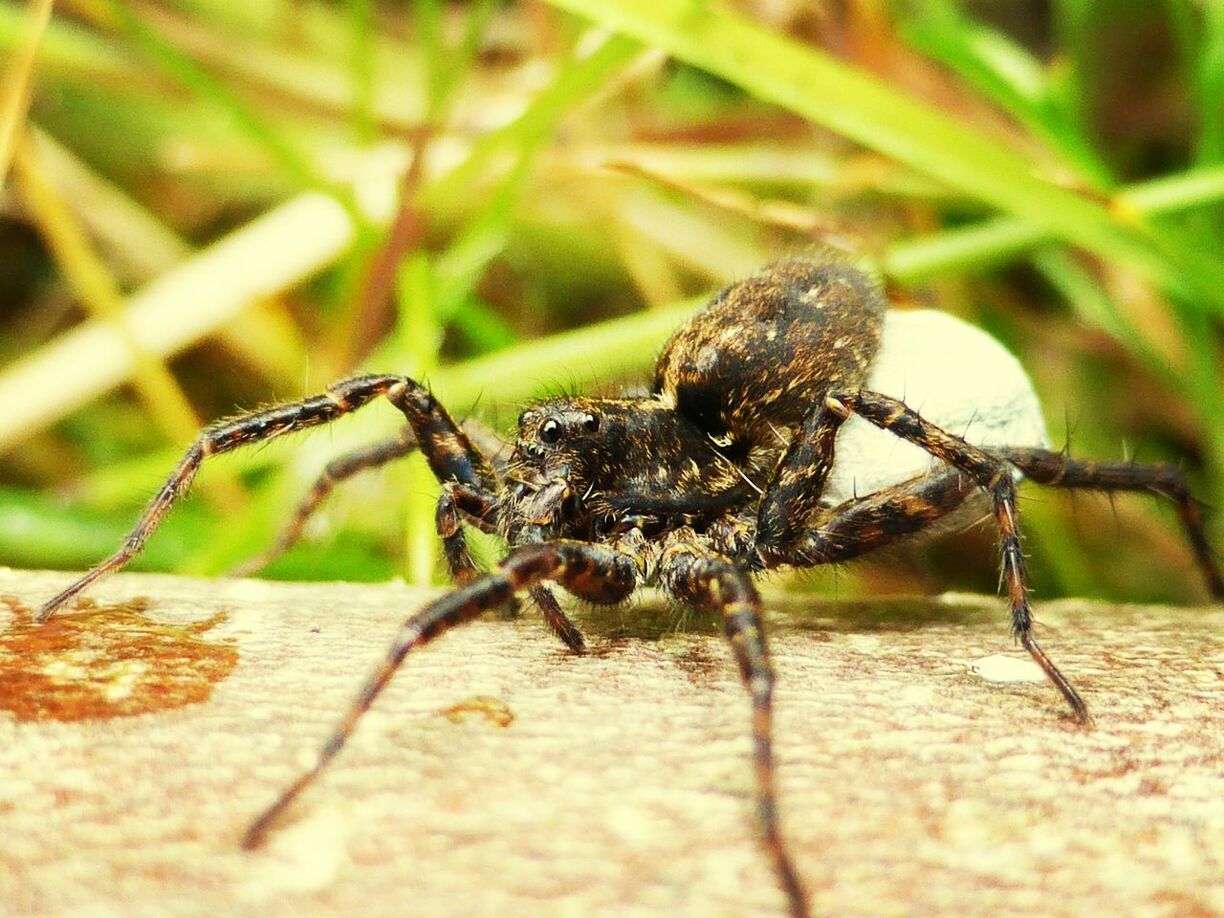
<box><xmin>2</xmin><ymin>567</ymin><xmax>1223</xmax><ymax>916</ymax></box>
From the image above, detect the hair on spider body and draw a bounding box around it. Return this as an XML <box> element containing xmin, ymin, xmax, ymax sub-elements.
<box><xmin>35</xmin><ymin>254</ymin><xmax>1224</xmax><ymax>918</ymax></box>
<box><xmin>654</xmin><ymin>257</ymin><xmax>885</xmax><ymax>445</ymax></box>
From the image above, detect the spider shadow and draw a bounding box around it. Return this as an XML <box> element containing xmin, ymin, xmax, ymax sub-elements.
<box><xmin>573</xmin><ymin>590</ymin><xmax>1001</xmax><ymax>651</ymax></box>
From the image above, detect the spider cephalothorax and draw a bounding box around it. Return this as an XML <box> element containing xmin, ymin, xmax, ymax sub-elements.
<box><xmin>34</xmin><ymin>254</ymin><xmax>1224</xmax><ymax>918</ymax></box>
<box><xmin>506</xmin><ymin>395</ymin><xmax>750</xmax><ymax>544</ymax></box>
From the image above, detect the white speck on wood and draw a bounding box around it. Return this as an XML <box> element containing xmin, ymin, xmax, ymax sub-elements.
<box><xmin>969</xmin><ymin>653</ymin><xmax>1046</xmax><ymax>683</ymax></box>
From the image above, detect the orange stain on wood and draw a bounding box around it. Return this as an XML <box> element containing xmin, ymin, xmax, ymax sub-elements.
<box><xmin>438</xmin><ymin>695</ymin><xmax>514</xmax><ymax>728</ymax></box>
<box><xmin>0</xmin><ymin>595</ymin><xmax>237</xmax><ymax>722</ymax></box>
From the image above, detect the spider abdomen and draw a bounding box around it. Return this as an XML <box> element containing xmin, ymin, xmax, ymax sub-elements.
<box><xmin>654</xmin><ymin>256</ymin><xmax>886</xmax><ymax>445</ymax></box>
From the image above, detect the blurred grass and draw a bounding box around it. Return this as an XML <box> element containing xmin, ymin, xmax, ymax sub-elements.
<box><xmin>0</xmin><ymin>0</ymin><xmax>1221</xmax><ymax>605</ymax></box>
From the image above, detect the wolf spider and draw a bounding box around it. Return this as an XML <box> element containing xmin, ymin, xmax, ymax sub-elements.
<box><xmin>37</xmin><ymin>256</ymin><xmax>1224</xmax><ymax>917</ymax></box>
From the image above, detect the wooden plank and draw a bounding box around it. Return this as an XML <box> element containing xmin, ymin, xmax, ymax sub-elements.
<box><xmin>2</xmin><ymin>568</ymin><xmax>1223</xmax><ymax>915</ymax></box>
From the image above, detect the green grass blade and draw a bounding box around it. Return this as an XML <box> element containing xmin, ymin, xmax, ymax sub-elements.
<box><xmin>101</xmin><ymin>0</ymin><xmax>325</xmax><ymax>195</ymax></box>
<box><xmin>1190</xmin><ymin>0</ymin><xmax>1224</xmax><ymax>164</ymax></box>
<box><xmin>397</xmin><ymin>254</ymin><xmax>442</xmax><ymax>585</ymax></box>
<box><xmin>346</xmin><ymin>0</ymin><xmax>377</xmax><ymax>142</ymax></box>
<box><xmin>539</xmin><ymin>0</ymin><xmax>1217</xmax><ymax>310</ymax></box>
<box><xmin>420</xmin><ymin>33</ymin><xmax>641</xmax><ymax>210</ymax></box>
<box><xmin>899</xmin><ymin>0</ymin><xmax>1112</xmax><ymax>185</ymax></box>
<box><xmin>886</xmin><ymin>164</ymin><xmax>1224</xmax><ymax>288</ymax></box>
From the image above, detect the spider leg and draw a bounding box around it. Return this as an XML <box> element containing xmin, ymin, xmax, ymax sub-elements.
<box><xmin>38</xmin><ymin>374</ymin><xmax>496</xmax><ymax>622</ymax></box>
<box><xmin>241</xmin><ymin>539</ymin><xmax>637</xmax><ymax>849</ymax></box>
<box><xmin>754</xmin><ymin>395</ymin><xmax>848</xmax><ymax>555</ymax></box>
<box><xmin>435</xmin><ymin>483</ymin><xmax>502</xmax><ymax>585</ymax></box>
<box><xmin>428</xmin><ymin>415</ymin><xmax>519</xmax><ymax>582</ymax></box>
<box><xmin>1000</xmin><ymin>447</ymin><xmax>1224</xmax><ymax>599</ymax></box>
<box><xmin>130</xmin><ymin>394</ymin><xmax>573</xmax><ymax>656</ymax></box>
<box><xmin>830</xmin><ymin>390</ymin><xmax>1089</xmax><ymax>722</ymax></box>
<box><xmin>436</xmin><ymin>485</ymin><xmax>586</xmax><ymax>647</ymax></box>
<box><xmin>231</xmin><ymin>428</ymin><xmax>419</xmax><ymax>576</ymax></box>
<box><xmin>659</xmin><ymin>531</ymin><xmax>808</xmax><ymax>918</ymax></box>
<box><xmin>762</xmin><ymin>469</ymin><xmax>978</xmax><ymax>566</ymax></box>
<box><xmin>238</xmin><ymin>416</ymin><xmax>512</xmax><ymax>582</ymax></box>
<box><xmin>528</xmin><ymin>585</ymin><xmax>586</xmax><ymax>653</ymax></box>
<box><xmin>757</xmin><ymin>390</ymin><xmax>1089</xmax><ymax>723</ymax></box>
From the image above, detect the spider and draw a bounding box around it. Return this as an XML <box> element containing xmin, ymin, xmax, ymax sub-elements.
<box><xmin>36</xmin><ymin>255</ymin><xmax>1224</xmax><ymax>918</ymax></box>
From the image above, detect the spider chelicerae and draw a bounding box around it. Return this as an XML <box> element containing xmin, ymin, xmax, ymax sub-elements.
<box><xmin>36</xmin><ymin>254</ymin><xmax>1224</xmax><ymax>917</ymax></box>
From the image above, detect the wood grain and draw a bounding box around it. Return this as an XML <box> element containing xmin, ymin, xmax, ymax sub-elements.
<box><xmin>2</xmin><ymin>567</ymin><xmax>1223</xmax><ymax>916</ymax></box>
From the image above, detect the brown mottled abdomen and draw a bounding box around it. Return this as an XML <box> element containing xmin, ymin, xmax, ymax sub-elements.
<box><xmin>653</xmin><ymin>256</ymin><xmax>885</xmax><ymax>445</ymax></box>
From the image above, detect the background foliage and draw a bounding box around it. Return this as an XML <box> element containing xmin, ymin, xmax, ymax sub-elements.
<box><xmin>1</xmin><ymin>0</ymin><xmax>1222</xmax><ymax>603</ymax></box>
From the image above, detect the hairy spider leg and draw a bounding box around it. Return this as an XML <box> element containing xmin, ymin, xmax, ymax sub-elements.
<box><xmin>434</xmin><ymin>483</ymin><xmax>502</xmax><ymax>584</ymax></box>
<box><xmin>834</xmin><ymin>390</ymin><xmax>1089</xmax><ymax>722</ymax></box>
<box><xmin>754</xmin><ymin>389</ymin><xmax>849</xmax><ymax>556</ymax></box>
<box><xmin>757</xmin><ymin>437</ymin><xmax>1223</xmax><ymax>600</ymax></box>
<box><xmin>240</xmin><ymin>539</ymin><xmax>637</xmax><ymax>849</ymax></box>
<box><xmin>425</xmin><ymin>415</ymin><xmax>520</xmax><ymax>587</ymax></box>
<box><xmin>435</xmin><ymin>486</ymin><xmax>585</xmax><ymax>650</ymax></box>
<box><xmin>433</xmin><ymin>486</ymin><xmax>589</xmax><ymax>652</ymax></box>
<box><xmin>756</xmin><ymin>390</ymin><xmax>1089</xmax><ymax>723</ymax></box>
<box><xmin>751</xmin><ymin>399</ymin><xmax>975</xmax><ymax>565</ymax></box>
<box><xmin>230</xmin><ymin>428</ymin><xmax>420</xmax><ymax>576</ymax></box>
<box><xmin>221</xmin><ymin>408</ymin><xmax>585</xmax><ymax>651</ymax></box>
<box><xmin>659</xmin><ymin>532</ymin><xmax>809</xmax><ymax>918</ymax></box>
<box><xmin>36</xmin><ymin>374</ymin><xmax>495</xmax><ymax>622</ymax></box>
<box><xmin>234</xmin><ymin>416</ymin><xmax>513</xmax><ymax>577</ymax></box>
<box><xmin>527</xmin><ymin>584</ymin><xmax>587</xmax><ymax>653</ymax></box>
<box><xmin>1001</xmin><ymin>447</ymin><xmax>1224</xmax><ymax>599</ymax></box>
<box><xmin>786</xmin><ymin>469</ymin><xmax>979</xmax><ymax>565</ymax></box>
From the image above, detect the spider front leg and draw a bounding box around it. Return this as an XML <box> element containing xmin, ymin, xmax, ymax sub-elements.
<box><xmin>230</xmin><ymin>428</ymin><xmax>419</xmax><ymax>576</ymax></box>
<box><xmin>434</xmin><ymin>485</ymin><xmax>585</xmax><ymax>651</ymax></box>
<box><xmin>659</xmin><ymin>531</ymin><xmax>809</xmax><ymax>918</ymax></box>
<box><xmin>235</xmin><ymin>417</ymin><xmax>515</xmax><ymax>578</ymax></box>
<box><xmin>37</xmin><ymin>374</ymin><xmax>496</xmax><ymax>622</ymax></box>
<box><xmin>241</xmin><ymin>539</ymin><xmax>637</xmax><ymax>849</ymax></box>
<box><xmin>756</xmin><ymin>391</ymin><xmax>1089</xmax><ymax>723</ymax></box>
<box><xmin>435</xmin><ymin>482</ymin><xmax>501</xmax><ymax>585</ymax></box>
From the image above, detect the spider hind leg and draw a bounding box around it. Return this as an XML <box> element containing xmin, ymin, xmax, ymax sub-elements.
<box><xmin>780</xmin><ymin>468</ymin><xmax>978</xmax><ymax>566</ymax></box>
<box><xmin>827</xmin><ymin>391</ymin><xmax>1093</xmax><ymax>721</ymax></box>
<box><xmin>1002</xmin><ymin>447</ymin><xmax>1224</xmax><ymax>599</ymax></box>
<box><xmin>756</xmin><ymin>390</ymin><xmax>1090</xmax><ymax>723</ymax></box>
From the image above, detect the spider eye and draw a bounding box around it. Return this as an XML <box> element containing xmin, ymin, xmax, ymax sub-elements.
<box><xmin>582</xmin><ymin>413</ymin><xmax>600</xmax><ymax>433</ymax></box>
<box><xmin>539</xmin><ymin>418</ymin><xmax>562</xmax><ymax>444</ymax></box>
